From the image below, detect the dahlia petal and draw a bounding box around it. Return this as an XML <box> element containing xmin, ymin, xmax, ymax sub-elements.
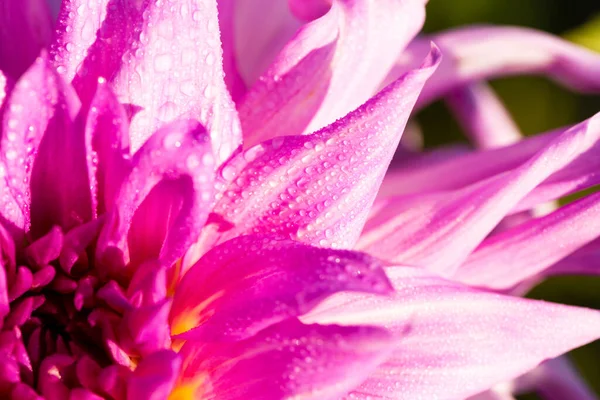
<box><xmin>170</xmin><ymin>235</ymin><xmax>392</xmax><ymax>340</ymax></box>
<box><xmin>0</xmin><ymin>0</ymin><xmax>53</xmax><ymax>79</ymax></box>
<box><xmin>216</xmin><ymin>0</ymin><xmax>247</xmax><ymax>103</ymax></box>
<box><xmin>59</xmin><ymin>218</ymin><xmax>104</xmax><ymax>274</ymax></box>
<box><xmin>126</xmin><ymin>350</ymin><xmax>181</xmax><ymax>400</ymax></box>
<box><xmin>359</xmin><ymin>115</ymin><xmax>600</xmax><ymax>275</ymax></box>
<box><xmin>175</xmin><ymin>319</ymin><xmax>393</xmax><ymax>400</ymax></box>
<box><xmin>51</xmin><ymin>0</ymin><xmax>110</xmax><ymax>82</ymax></box>
<box><xmin>72</xmin><ymin>0</ymin><xmax>242</xmax><ymax>163</ymax></box>
<box><xmin>24</xmin><ymin>226</ymin><xmax>63</xmax><ymax>270</ymax></box>
<box><xmin>547</xmin><ymin>237</ymin><xmax>600</xmax><ymax>277</ymax></box>
<box><xmin>0</xmin><ymin>71</ymin><xmax>7</xmax><ymax>109</ymax></box>
<box><xmin>209</xmin><ymin>48</ymin><xmax>440</xmax><ymax>250</ymax></box>
<box><xmin>455</xmin><ymin>192</ymin><xmax>600</xmax><ymax>289</ymax></box>
<box><xmin>288</xmin><ymin>0</ymin><xmax>332</xmax><ymax>21</ymax></box>
<box><xmin>233</xmin><ymin>0</ymin><xmax>302</xmax><ymax>87</ymax></box>
<box><xmin>85</xmin><ymin>79</ymin><xmax>131</xmax><ymax>215</ymax></box>
<box><xmin>10</xmin><ymin>383</ymin><xmax>43</xmax><ymax>400</ymax></box>
<box><xmin>446</xmin><ymin>82</ymin><xmax>521</xmax><ymax>149</ymax></box>
<box><xmin>239</xmin><ymin>0</ymin><xmax>427</xmax><ymax>146</ymax></box>
<box><xmin>304</xmin><ymin>266</ymin><xmax>600</xmax><ymax>400</ymax></box>
<box><xmin>1</xmin><ymin>54</ymin><xmax>92</xmax><ymax>236</ymax></box>
<box><xmin>0</xmin><ymin>263</ymin><xmax>8</xmax><ymax>323</ymax></box>
<box><xmin>389</xmin><ymin>26</ymin><xmax>600</xmax><ymax>108</ymax></box>
<box><xmin>124</xmin><ymin>298</ymin><xmax>171</xmax><ymax>356</ymax></box>
<box><xmin>96</xmin><ymin>120</ymin><xmax>215</xmax><ymax>275</ymax></box>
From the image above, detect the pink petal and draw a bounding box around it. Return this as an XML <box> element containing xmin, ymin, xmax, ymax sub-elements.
<box><xmin>170</xmin><ymin>234</ymin><xmax>392</xmax><ymax>340</ymax></box>
<box><xmin>64</xmin><ymin>0</ymin><xmax>242</xmax><ymax>163</ymax></box>
<box><xmin>207</xmin><ymin>47</ymin><xmax>440</xmax><ymax>250</ymax></box>
<box><xmin>358</xmin><ymin>115</ymin><xmax>600</xmax><ymax>275</ymax></box>
<box><xmin>2</xmin><ymin>54</ymin><xmax>90</xmax><ymax>237</ymax></box>
<box><xmin>85</xmin><ymin>79</ymin><xmax>131</xmax><ymax>215</ymax></box>
<box><xmin>0</xmin><ymin>261</ymin><xmax>8</xmax><ymax>324</ymax></box>
<box><xmin>0</xmin><ymin>0</ymin><xmax>53</xmax><ymax>79</ymax></box>
<box><xmin>304</xmin><ymin>266</ymin><xmax>600</xmax><ymax>400</ymax></box>
<box><xmin>446</xmin><ymin>82</ymin><xmax>521</xmax><ymax>149</ymax></box>
<box><xmin>216</xmin><ymin>0</ymin><xmax>248</xmax><ymax>103</ymax></box>
<box><xmin>233</xmin><ymin>0</ymin><xmax>302</xmax><ymax>88</ymax></box>
<box><xmin>176</xmin><ymin>319</ymin><xmax>393</xmax><ymax>400</ymax></box>
<box><xmin>288</xmin><ymin>0</ymin><xmax>332</xmax><ymax>21</ymax></box>
<box><xmin>455</xmin><ymin>192</ymin><xmax>600</xmax><ymax>289</ymax></box>
<box><xmin>126</xmin><ymin>350</ymin><xmax>180</xmax><ymax>400</ymax></box>
<box><xmin>547</xmin><ymin>237</ymin><xmax>600</xmax><ymax>277</ymax></box>
<box><xmin>0</xmin><ymin>71</ymin><xmax>7</xmax><ymax>109</ymax></box>
<box><xmin>387</xmin><ymin>26</ymin><xmax>600</xmax><ymax>109</ymax></box>
<box><xmin>96</xmin><ymin>120</ymin><xmax>215</xmax><ymax>277</ymax></box>
<box><xmin>239</xmin><ymin>0</ymin><xmax>427</xmax><ymax>146</ymax></box>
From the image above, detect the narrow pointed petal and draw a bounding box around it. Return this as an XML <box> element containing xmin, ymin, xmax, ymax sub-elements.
<box><xmin>96</xmin><ymin>120</ymin><xmax>215</xmax><ymax>276</ymax></box>
<box><xmin>358</xmin><ymin>115</ymin><xmax>600</xmax><ymax>275</ymax></box>
<box><xmin>67</xmin><ymin>0</ymin><xmax>241</xmax><ymax>163</ymax></box>
<box><xmin>304</xmin><ymin>266</ymin><xmax>600</xmax><ymax>400</ymax></box>
<box><xmin>126</xmin><ymin>350</ymin><xmax>180</xmax><ymax>400</ymax></box>
<box><xmin>85</xmin><ymin>79</ymin><xmax>131</xmax><ymax>215</ymax></box>
<box><xmin>208</xmin><ymin>48</ymin><xmax>440</xmax><ymax>250</ymax></box>
<box><xmin>455</xmin><ymin>192</ymin><xmax>600</xmax><ymax>289</ymax></box>
<box><xmin>446</xmin><ymin>82</ymin><xmax>521</xmax><ymax>149</ymax></box>
<box><xmin>239</xmin><ymin>0</ymin><xmax>427</xmax><ymax>146</ymax></box>
<box><xmin>0</xmin><ymin>0</ymin><xmax>53</xmax><ymax>79</ymax></box>
<box><xmin>170</xmin><ymin>235</ymin><xmax>392</xmax><ymax>340</ymax></box>
<box><xmin>547</xmin><ymin>237</ymin><xmax>600</xmax><ymax>277</ymax></box>
<box><xmin>388</xmin><ymin>26</ymin><xmax>600</xmax><ymax>108</ymax></box>
<box><xmin>174</xmin><ymin>319</ymin><xmax>393</xmax><ymax>400</ymax></box>
<box><xmin>1</xmin><ymin>55</ymin><xmax>91</xmax><ymax>237</ymax></box>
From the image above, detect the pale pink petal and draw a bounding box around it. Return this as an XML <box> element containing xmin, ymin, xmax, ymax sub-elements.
<box><xmin>216</xmin><ymin>0</ymin><xmax>247</xmax><ymax>103</ymax></box>
<box><xmin>84</xmin><ymin>79</ymin><xmax>131</xmax><ymax>215</ymax></box>
<box><xmin>304</xmin><ymin>266</ymin><xmax>600</xmax><ymax>400</ymax></box>
<box><xmin>387</xmin><ymin>26</ymin><xmax>600</xmax><ymax>109</ymax></box>
<box><xmin>0</xmin><ymin>0</ymin><xmax>53</xmax><ymax>79</ymax></box>
<box><xmin>50</xmin><ymin>0</ymin><xmax>109</xmax><ymax>83</ymax></box>
<box><xmin>96</xmin><ymin>120</ymin><xmax>215</xmax><ymax>277</ymax></box>
<box><xmin>205</xmin><ymin>48</ymin><xmax>440</xmax><ymax>251</ymax></box>
<box><xmin>1</xmin><ymin>54</ymin><xmax>90</xmax><ymax>237</ymax></box>
<box><xmin>239</xmin><ymin>0</ymin><xmax>427</xmax><ymax>146</ymax></box>
<box><xmin>126</xmin><ymin>350</ymin><xmax>180</xmax><ymax>400</ymax></box>
<box><xmin>0</xmin><ymin>71</ymin><xmax>7</xmax><ymax>110</ymax></box>
<box><xmin>358</xmin><ymin>114</ymin><xmax>600</xmax><ymax>276</ymax></box>
<box><xmin>170</xmin><ymin>235</ymin><xmax>392</xmax><ymax>340</ymax></box>
<box><xmin>66</xmin><ymin>0</ymin><xmax>241</xmax><ymax>163</ymax></box>
<box><xmin>176</xmin><ymin>319</ymin><xmax>393</xmax><ymax>400</ymax></box>
<box><xmin>455</xmin><ymin>192</ymin><xmax>600</xmax><ymax>289</ymax></box>
<box><xmin>446</xmin><ymin>82</ymin><xmax>522</xmax><ymax>149</ymax></box>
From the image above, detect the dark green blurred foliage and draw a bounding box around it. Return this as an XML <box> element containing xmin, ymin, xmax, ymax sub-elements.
<box><xmin>418</xmin><ymin>1</ymin><xmax>600</xmax><ymax>397</ymax></box>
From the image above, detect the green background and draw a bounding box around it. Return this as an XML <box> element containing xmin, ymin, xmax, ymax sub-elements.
<box><xmin>418</xmin><ymin>1</ymin><xmax>600</xmax><ymax>398</ymax></box>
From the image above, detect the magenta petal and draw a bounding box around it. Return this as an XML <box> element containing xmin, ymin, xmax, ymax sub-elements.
<box><xmin>0</xmin><ymin>0</ymin><xmax>53</xmax><ymax>79</ymax></box>
<box><xmin>0</xmin><ymin>262</ymin><xmax>8</xmax><ymax>324</ymax></box>
<box><xmin>69</xmin><ymin>0</ymin><xmax>242</xmax><ymax>163</ymax></box>
<box><xmin>85</xmin><ymin>79</ymin><xmax>131</xmax><ymax>215</ymax></box>
<box><xmin>455</xmin><ymin>192</ymin><xmax>600</xmax><ymax>289</ymax></box>
<box><xmin>390</xmin><ymin>26</ymin><xmax>600</xmax><ymax>108</ymax></box>
<box><xmin>126</xmin><ymin>350</ymin><xmax>180</xmax><ymax>400</ymax></box>
<box><xmin>170</xmin><ymin>235</ymin><xmax>392</xmax><ymax>340</ymax></box>
<box><xmin>209</xmin><ymin>48</ymin><xmax>440</xmax><ymax>250</ymax></box>
<box><xmin>177</xmin><ymin>319</ymin><xmax>393</xmax><ymax>400</ymax></box>
<box><xmin>359</xmin><ymin>115</ymin><xmax>600</xmax><ymax>275</ymax></box>
<box><xmin>305</xmin><ymin>266</ymin><xmax>600</xmax><ymax>400</ymax></box>
<box><xmin>238</xmin><ymin>0</ymin><xmax>427</xmax><ymax>146</ymax></box>
<box><xmin>96</xmin><ymin>120</ymin><xmax>215</xmax><ymax>274</ymax></box>
<box><xmin>216</xmin><ymin>0</ymin><xmax>247</xmax><ymax>103</ymax></box>
<box><xmin>1</xmin><ymin>54</ymin><xmax>91</xmax><ymax>236</ymax></box>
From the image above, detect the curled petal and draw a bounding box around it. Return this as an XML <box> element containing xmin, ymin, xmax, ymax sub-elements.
<box><xmin>455</xmin><ymin>192</ymin><xmax>600</xmax><ymax>289</ymax></box>
<box><xmin>387</xmin><ymin>26</ymin><xmax>600</xmax><ymax>108</ymax></box>
<box><xmin>66</xmin><ymin>0</ymin><xmax>242</xmax><ymax>163</ymax></box>
<box><xmin>0</xmin><ymin>0</ymin><xmax>53</xmax><ymax>79</ymax></box>
<box><xmin>97</xmin><ymin>120</ymin><xmax>215</xmax><ymax>276</ymax></box>
<box><xmin>446</xmin><ymin>82</ymin><xmax>521</xmax><ymax>149</ymax></box>
<box><xmin>170</xmin><ymin>235</ymin><xmax>392</xmax><ymax>340</ymax></box>
<box><xmin>304</xmin><ymin>267</ymin><xmax>600</xmax><ymax>400</ymax></box>
<box><xmin>174</xmin><ymin>319</ymin><xmax>393</xmax><ymax>400</ymax></box>
<box><xmin>359</xmin><ymin>114</ymin><xmax>600</xmax><ymax>275</ymax></box>
<box><xmin>1</xmin><ymin>54</ymin><xmax>90</xmax><ymax>237</ymax></box>
<box><xmin>209</xmin><ymin>47</ymin><xmax>440</xmax><ymax>250</ymax></box>
<box><xmin>85</xmin><ymin>79</ymin><xmax>131</xmax><ymax>215</ymax></box>
<box><xmin>239</xmin><ymin>0</ymin><xmax>427</xmax><ymax>146</ymax></box>
<box><xmin>126</xmin><ymin>350</ymin><xmax>180</xmax><ymax>400</ymax></box>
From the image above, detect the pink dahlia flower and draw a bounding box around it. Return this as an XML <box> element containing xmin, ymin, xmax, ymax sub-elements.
<box><xmin>0</xmin><ymin>0</ymin><xmax>600</xmax><ymax>399</ymax></box>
